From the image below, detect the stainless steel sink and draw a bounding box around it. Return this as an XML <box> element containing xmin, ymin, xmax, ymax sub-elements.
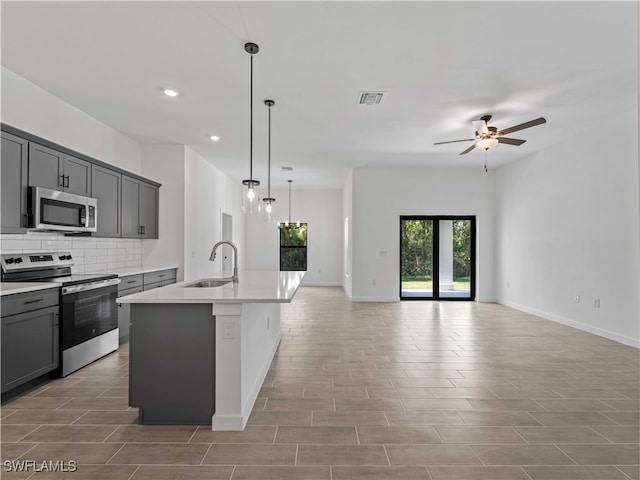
<box><xmin>182</xmin><ymin>279</ymin><xmax>232</xmax><ymax>288</ymax></box>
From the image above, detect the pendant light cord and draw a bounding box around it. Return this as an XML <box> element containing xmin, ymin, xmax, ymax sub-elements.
<box><xmin>288</xmin><ymin>180</ymin><xmax>292</xmax><ymax>223</ymax></box>
<box><xmin>267</xmin><ymin>104</ymin><xmax>271</xmax><ymax>196</ymax></box>
<box><xmin>249</xmin><ymin>54</ymin><xmax>253</xmax><ymax>181</ymax></box>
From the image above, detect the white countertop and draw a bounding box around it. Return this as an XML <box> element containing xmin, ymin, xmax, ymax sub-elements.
<box><xmin>117</xmin><ymin>270</ymin><xmax>305</xmax><ymax>304</ymax></box>
<box><xmin>0</xmin><ymin>282</ymin><xmax>60</xmax><ymax>297</ymax></box>
<box><xmin>92</xmin><ymin>265</ymin><xmax>178</xmax><ymax>277</ymax></box>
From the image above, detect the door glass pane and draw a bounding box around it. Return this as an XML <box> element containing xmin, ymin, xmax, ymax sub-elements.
<box><xmin>401</xmin><ymin>219</ymin><xmax>433</xmax><ymax>298</ymax></box>
<box><xmin>439</xmin><ymin>219</ymin><xmax>471</xmax><ymax>298</ymax></box>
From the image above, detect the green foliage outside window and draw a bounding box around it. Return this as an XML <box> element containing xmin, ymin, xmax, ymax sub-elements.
<box><xmin>280</xmin><ymin>223</ymin><xmax>307</xmax><ymax>271</ymax></box>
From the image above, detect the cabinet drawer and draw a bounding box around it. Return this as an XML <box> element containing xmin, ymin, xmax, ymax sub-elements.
<box><xmin>119</xmin><ymin>274</ymin><xmax>143</xmax><ymax>291</ymax></box>
<box><xmin>118</xmin><ymin>285</ymin><xmax>144</xmax><ymax>298</ymax></box>
<box><xmin>143</xmin><ymin>269</ymin><xmax>176</xmax><ymax>286</ymax></box>
<box><xmin>1</xmin><ymin>288</ymin><xmax>59</xmax><ymax>317</ymax></box>
<box><xmin>143</xmin><ymin>281</ymin><xmax>164</xmax><ymax>291</ymax></box>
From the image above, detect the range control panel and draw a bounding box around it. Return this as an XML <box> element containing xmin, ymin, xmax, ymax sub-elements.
<box><xmin>0</xmin><ymin>252</ymin><xmax>74</xmax><ymax>273</ymax></box>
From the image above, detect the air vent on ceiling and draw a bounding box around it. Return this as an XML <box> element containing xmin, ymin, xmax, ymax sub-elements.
<box><xmin>281</xmin><ymin>166</ymin><xmax>293</xmax><ymax>172</ymax></box>
<box><xmin>359</xmin><ymin>91</ymin><xmax>384</xmax><ymax>105</ymax></box>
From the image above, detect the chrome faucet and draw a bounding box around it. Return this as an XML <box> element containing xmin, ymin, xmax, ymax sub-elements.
<box><xmin>209</xmin><ymin>241</ymin><xmax>239</xmax><ymax>283</ymax></box>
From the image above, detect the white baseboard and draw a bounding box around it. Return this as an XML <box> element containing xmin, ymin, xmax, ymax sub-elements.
<box><xmin>497</xmin><ymin>298</ymin><xmax>640</xmax><ymax>348</ymax></box>
<box><xmin>350</xmin><ymin>296</ymin><xmax>400</xmax><ymax>303</ymax></box>
<box><xmin>343</xmin><ymin>285</ymin><xmax>352</xmax><ymax>300</ymax></box>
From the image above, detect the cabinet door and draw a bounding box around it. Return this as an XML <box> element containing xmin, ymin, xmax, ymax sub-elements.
<box><xmin>121</xmin><ymin>176</ymin><xmax>142</xmax><ymax>238</ymax></box>
<box><xmin>1</xmin><ymin>306</ymin><xmax>59</xmax><ymax>393</ymax></box>
<box><xmin>1</xmin><ymin>132</ymin><xmax>29</xmax><ymax>233</ymax></box>
<box><xmin>140</xmin><ymin>183</ymin><xmax>159</xmax><ymax>239</ymax></box>
<box><xmin>117</xmin><ymin>286</ymin><xmax>143</xmax><ymax>343</ymax></box>
<box><xmin>63</xmin><ymin>154</ymin><xmax>91</xmax><ymax>196</ymax></box>
<box><xmin>92</xmin><ymin>165</ymin><xmax>121</xmax><ymax>238</ymax></box>
<box><xmin>28</xmin><ymin>142</ymin><xmax>64</xmax><ymax>190</ymax></box>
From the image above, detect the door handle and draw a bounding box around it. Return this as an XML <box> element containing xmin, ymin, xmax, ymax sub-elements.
<box><xmin>59</xmin><ymin>174</ymin><xmax>65</xmax><ymax>187</ymax></box>
<box><xmin>64</xmin><ymin>175</ymin><xmax>70</xmax><ymax>188</ymax></box>
<box><xmin>22</xmin><ymin>214</ymin><xmax>28</xmax><ymax>227</ymax></box>
<box><xmin>141</xmin><ymin>226</ymin><xmax>145</xmax><ymax>235</ymax></box>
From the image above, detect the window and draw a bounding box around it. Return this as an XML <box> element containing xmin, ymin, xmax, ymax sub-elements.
<box><xmin>279</xmin><ymin>223</ymin><xmax>307</xmax><ymax>271</ymax></box>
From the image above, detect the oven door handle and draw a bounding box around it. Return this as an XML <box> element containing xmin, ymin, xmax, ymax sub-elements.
<box><xmin>62</xmin><ymin>278</ymin><xmax>121</xmax><ymax>295</ymax></box>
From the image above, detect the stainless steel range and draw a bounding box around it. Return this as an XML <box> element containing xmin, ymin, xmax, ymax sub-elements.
<box><xmin>1</xmin><ymin>252</ymin><xmax>120</xmax><ymax>376</ymax></box>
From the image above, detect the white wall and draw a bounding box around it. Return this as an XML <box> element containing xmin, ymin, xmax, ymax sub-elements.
<box><xmin>350</xmin><ymin>167</ymin><xmax>495</xmax><ymax>302</ymax></box>
<box><xmin>0</xmin><ymin>67</ymin><xmax>145</xmax><ymax>270</ymax></box>
<box><xmin>183</xmin><ymin>147</ymin><xmax>244</xmax><ymax>281</ymax></box>
<box><xmin>244</xmin><ymin>188</ymin><xmax>343</xmax><ymax>286</ymax></box>
<box><xmin>1</xmin><ymin>67</ymin><xmax>142</xmax><ymax>174</ymax></box>
<box><xmin>140</xmin><ymin>144</ymin><xmax>186</xmax><ymax>281</ymax></box>
<box><xmin>343</xmin><ymin>171</ymin><xmax>354</xmax><ymax>297</ymax></box>
<box><xmin>494</xmin><ymin>116</ymin><xmax>640</xmax><ymax>347</ymax></box>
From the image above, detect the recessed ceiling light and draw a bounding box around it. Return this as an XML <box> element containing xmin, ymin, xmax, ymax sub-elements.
<box><xmin>163</xmin><ymin>88</ymin><xmax>179</xmax><ymax>97</ymax></box>
<box><xmin>209</xmin><ymin>135</ymin><xmax>220</xmax><ymax>142</ymax></box>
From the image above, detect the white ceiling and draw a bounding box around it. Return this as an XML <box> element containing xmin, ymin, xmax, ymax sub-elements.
<box><xmin>1</xmin><ymin>1</ymin><xmax>637</xmax><ymax>189</ymax></box>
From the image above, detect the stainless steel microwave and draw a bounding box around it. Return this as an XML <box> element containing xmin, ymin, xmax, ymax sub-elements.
<box><xmin>29</xmin><ymin>186</ymin><xmax>97</xmax><ymax>233</ymax></box>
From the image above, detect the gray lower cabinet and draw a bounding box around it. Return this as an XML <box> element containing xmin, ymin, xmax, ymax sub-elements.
<box><xmin>122</xmin><ymin>176</ymin><xmax>159</xmax><ymax>239</ymax></box>
<box><xmin>116</xmin><ymin>270</ymin><xmax>176</xmax><ymax>344</ymax></box>
<box><xmin>28</xmin><ymin>142</ymin><xmax>91</xmax><ymax>196</ymax></box>
<box><xmin>1</xmin><ymin>132</ymin><xmax>29</xmax><ymax>233</ymax></box>
<box><xmin>1</xmin><ymin>289</ymin><xmax>60</xmax><ymax>394</ymax></box>
<box><xmin>117</xmin><ymin>284</ymin><xmax>143</xmax><ymax>344</ymax></box>
<box><xmin>91</xmin><ymin>164</ymin><xmax>122</xmax><ymax>237</ymax></box>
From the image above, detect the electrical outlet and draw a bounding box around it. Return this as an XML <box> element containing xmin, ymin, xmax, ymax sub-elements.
<box><xmin>372</xmin><ymin>279</ymin><xmax>377</xmax><ymax>285</ymax></box>
<box><xmin>223</xmin><ymin>321</ymin><xmax>235</xmax><ymax>339</ymax></box>
<box><xmin>593</xmin><ymin>299</ymin><xmax>600</xmax><ymax>308</ymax></box>
<box><xmin>576</xmin><ymin>294</ymin><xmax>581</xmax><ymax>303</ymax></box>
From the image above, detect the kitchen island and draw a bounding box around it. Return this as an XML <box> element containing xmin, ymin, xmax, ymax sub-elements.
<box><xmin>117</xmin><ymin>270</ymin><xmax>304</xmax><ymax>430</ymax></box>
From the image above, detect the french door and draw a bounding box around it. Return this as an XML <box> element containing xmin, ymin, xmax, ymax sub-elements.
<box><xmin>400</xmin><ymin>216</ymin><xmax>476</xmax><ymax>300</ymax></box>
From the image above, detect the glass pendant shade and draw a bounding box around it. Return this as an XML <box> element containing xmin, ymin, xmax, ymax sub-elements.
<box><xmin>242</xmin><ymin>42</ymin><xmax>260</xmax><ymax>214</ymax></box>
<box><xmin>262</xmin><ymin>99</ymin><xmax>276</xmax><ymax>223</ymax></box>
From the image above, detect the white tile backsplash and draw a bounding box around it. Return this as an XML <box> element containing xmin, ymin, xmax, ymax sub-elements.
<box><xmin>0</xmin><ymin>232</ymin><xmax>143</xmax><ymax>274</ymax></box>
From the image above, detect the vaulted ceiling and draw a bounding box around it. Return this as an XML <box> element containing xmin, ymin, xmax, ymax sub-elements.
<box><xmin>1</xmin><ymin>1</ymin><xmax>637</xmax><ymax>188</ymax></box>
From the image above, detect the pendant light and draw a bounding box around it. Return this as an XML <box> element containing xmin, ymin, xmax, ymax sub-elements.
<box><xmin>241</xmin><ymin>42</ymin><xmax>260</xmax><ymax>214</ymax></box>
<box><xmin>262</xmin><ymin>99</ymin><xmax>276</xmax><ymax>222</ymax></box>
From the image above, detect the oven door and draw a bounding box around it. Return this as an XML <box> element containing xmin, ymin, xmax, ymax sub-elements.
<box><xmin>61</xmin><ymin>281</ymin><xmax>119</xmax><ymax>350</ymax></box>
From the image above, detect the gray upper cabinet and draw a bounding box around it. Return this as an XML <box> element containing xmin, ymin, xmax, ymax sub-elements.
<box><xmin>122</xmin><ymin>175</ymin><xmax>142</xmax><ymax>238</ymax></box>
<box><xmin>28</xmin><ymin>142</ymin><xmax>91</xmax><ymax>195</ymax></box>
<box><xmin>140</xmin><ymin>182</ymin><xmax>159</xmax><ymax>239</ymax></box>
<box><xmin>28</xmin><ymin>142</ymin><xmax>64</xmax><ymax>190</ymax></box>
<box><xmin>91</xmin><ymin>164</ymin><xmax>121</xmax><ymax>237</ymax></box>
<box><xmin>63</xmin><ymin>154</ymin><xmax>91</xmax><ymax>196</ymax></box>
<box><xmin>1</xmin><ymin>132</ymin><xmax>29</xmax><ymax>233</ymax></box>
<box><xmin>122</xmin><ymin>176</ymin><xmax>158</xmax><ymax>239</ymax></box>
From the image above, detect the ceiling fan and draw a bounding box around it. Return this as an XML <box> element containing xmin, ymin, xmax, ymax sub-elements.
<box><xmin>434</xmin><ymin>114</ymin><xmax>547</xmax><ymax>155</ymax></box>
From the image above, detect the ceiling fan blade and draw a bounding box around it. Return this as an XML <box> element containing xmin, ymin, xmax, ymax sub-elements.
<box><xmin>471</xmin><ymin>119</ymin><xmax>489</xmax><ymax>135</ymax></box>
<box><xmin>497</xmin><ymin>137</ymin><xmax>527</xmax><ymax>146</ymax></box>
<box><xmin>459</xmin><ymin>144</ymin><xmax>477</xmax><ymax>155</ymax></box>
<box><xmin>497</xmin><ymin>117</ymin><xmax>546</xmax><ymax>136</ymax></box>
<box><xmin>434</xmin><ymin>138</ymin><xmax>475</xmax><ymax>145</ymax></box>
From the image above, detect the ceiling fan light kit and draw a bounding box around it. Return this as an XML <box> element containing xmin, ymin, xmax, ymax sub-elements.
<box><xmin>434</xmin><ymin>114</ymin><xmax>547</xmax><ymax>159</ymax></box>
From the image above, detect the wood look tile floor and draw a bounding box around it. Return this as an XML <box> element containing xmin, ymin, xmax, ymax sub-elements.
<box><xmin>1</xmin><ymin>286</ymin><xmax>639</xmax><ymax>479</ymax></box>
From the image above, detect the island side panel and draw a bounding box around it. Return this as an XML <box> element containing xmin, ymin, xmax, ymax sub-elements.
<box><xmin>129</xmin><ymin>303</ymin><xmax>215</xmax><ymax>425</ymax></box>
<box><xmin>211</xmin><ymin>302</ymin><xmax>281</xmax><ymax>431</ymax></box>
<box><xmin>241</xmin><ymin>302</ymin><xmax>281</xmax><ymax>421</ymax></box>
